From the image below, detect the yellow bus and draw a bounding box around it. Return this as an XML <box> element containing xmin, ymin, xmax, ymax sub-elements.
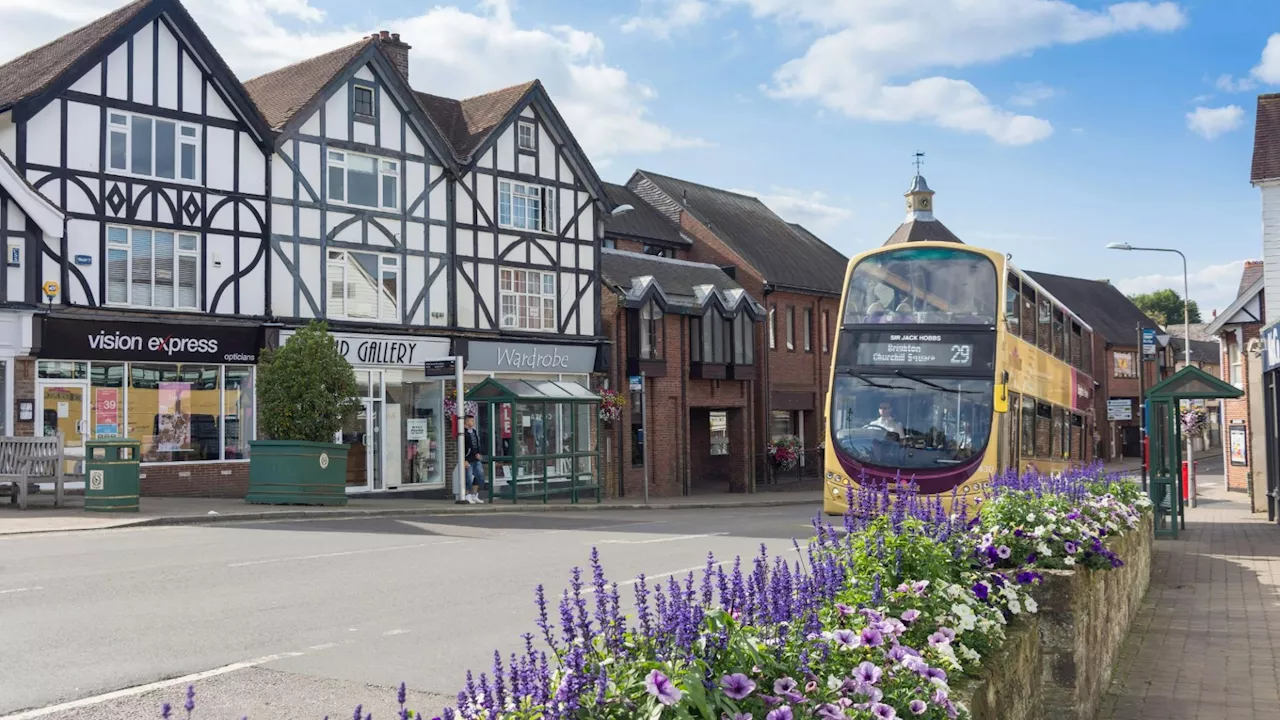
<box><xmin>822</xmin><ymin>242</ymin><xmax>1099</xmax><ymax>514</ymax></box>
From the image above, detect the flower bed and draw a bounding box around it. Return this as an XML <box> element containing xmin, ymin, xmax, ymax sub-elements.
<box><xmin>166</xmin><ymin>465</ymin><xmax>1151</xmax><ymax>720</ymax></box>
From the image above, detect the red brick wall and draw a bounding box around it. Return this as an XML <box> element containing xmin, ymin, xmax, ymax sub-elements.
<box><xmin>1100</xmin><ymin>344</ymin><xmax>1159</xmax><ymax>458</ymax></box>
<box><xmin>140</xmin><ymin>462</ymin><xmax>250</xmax><ymax>497</ymax></box>
<box><xmin>1219</xmin><ymin>326</ymin><xmax>1259</xmax><ymax>492</ymax></box>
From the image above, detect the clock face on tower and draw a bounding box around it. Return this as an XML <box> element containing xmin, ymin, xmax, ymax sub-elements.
<box><xmin>919</xmin><ymin>196</ymin><xmax>930</xmax><ymax>210</ymax></box>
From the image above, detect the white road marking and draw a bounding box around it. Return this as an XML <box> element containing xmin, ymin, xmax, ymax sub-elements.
<box><xmin>0</xmin><ymin>586</ymin><xmax>42</xmax><ymax>596</ymax></box>
<box><xmin>0</xmin><ymin>651</ymin><xmax>306</xmax><ymax>720</ymax></box>
<box><xmin>596</xmin><ymin>532</ymin><xmax>728</xmax><ymax>545</ymax></box>
<box><xmin>534</xmin><ymin>520</ymin><xmax>667</xmax><ymax>536</ymax></box>
<box><xmin>227</xmin><ymin>540</ymin><xmax>460</xmax><ymax>567</ymax></box>
<box><xmin>381</xmin><ymin>628</ymin><xmax>411</xmax><ymax>636</ymax></box>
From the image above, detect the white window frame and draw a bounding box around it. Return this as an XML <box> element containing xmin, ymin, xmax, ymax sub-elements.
<box><xmin>821</xmin><ymin>309</ymin><xmax>830</xmax><ymax>353</ymax></box>
<box><xmin>768</xmin><ymin>306</ymin><xmax>776</xmax><ymax>349</ymax></box>
<box><xmin>498</xmin><ymin>180</ymin><xmax>556</xmax><ymax>233</ymax></box>
<box><xmin>352</xmin><ymin>84</ymin><xmax>376</xmax><ymax>119</ymax></box>
<box><xmin>326</xmin><ymin>150</ymin><xmax>399</xmax><ymax>210</ymax></box>
<box><xmin>803</xmin><ymin>307</ymin><xmax>812</xmax><ymax>352</ymax></box>
<box><xmin>105</xmin><ymin>225</ymin><xmax>200</xmax><ymax>310</ymax></box>
<box><xmin>326</xmin><ymin>249</ymin><xmax>401</xmax><ymax>322</ymax></box>
<box><xmin>499</xmin><ymin>267</ymin><xmax>557</xmax><ymax>331</ymax></box>
<box><xmin>107</xmin><ymin>111</ymin><xmax>199</xmax><ymax>183</ymax></box>
<box><xmin>1228</xmin><ymin>338</ymin><xmax>1243</xmax><ymax>387</ymax></box>
<box><xmin>517</xmin><ymin>121</ymin><xmax>537</xmax><ymax>151</ymax></box>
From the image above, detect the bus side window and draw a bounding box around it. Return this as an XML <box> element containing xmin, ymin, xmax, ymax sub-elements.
<box><xmin>1037</xmin><ymin>298</ymin><xmax>1052</xmax><ymax>353</ymax></box>
<box><xmin>1006</xmin><ymin>274</ymin><xmax>1021</xmax><ymax>337</ymax></box>
<box><xmin>1052</xmin><ymin>307</ymin><xmax>1066</xmax><ymax>362</ymax></box>
<box><xmin>1022</xmin><ymin>398</ymin><xmax>1037</xmax><ymax>458</ymax></box>
<box><xmin>1010</xmin><ymin>393</ymin><xmax>1021</xmax><ymax>461</ymax></box>
<box><xmin>1035</xmin><ymin>402</ymin><xmax>1052</xmax><ymax>457</ymax></box>
<box><xmin>1021</xmin><ymin>285</ymin><xmax>1037</xmax><ymax>344</ymax></box>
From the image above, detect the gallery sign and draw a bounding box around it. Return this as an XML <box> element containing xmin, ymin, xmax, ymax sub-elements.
<box><xmin>40</xmin><ymin>317</ymin><xmax>262</xmax><ymax>363</ymax></box>
<box><xmin>465</xmin><ymin>340</ymin><xmax>596</xmax><ymax>374</ymax></box>
<box><xmin>278</xmin><ymin>330</ymin><xmax>450</xmax><ymax>367</ymax></box>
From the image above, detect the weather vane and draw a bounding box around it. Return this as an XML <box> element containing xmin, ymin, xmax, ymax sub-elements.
<box><xmin>913</xmin><ymin>151</ymin><xmax>925</xmax><ymax>174</ymax></box>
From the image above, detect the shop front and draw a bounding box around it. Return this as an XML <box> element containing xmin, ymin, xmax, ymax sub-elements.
<box><xmin>32</xmin><ymin>315</ymin><xmax>262</xmax><ymax>495</ymax></box>
<box><xmin>1260</xmin><ymin>323</ymin><xmax>1280</xmax><ymax>523</ymax></box>
<box><xmin>276</xmin><ymin>329</ymin><xmax>452</xmax><ymax>495</ymax></box>
<box><xmin>459</xmin><ymin>339</ymin><xmax>603</xmax><ymax>500</ymax></box>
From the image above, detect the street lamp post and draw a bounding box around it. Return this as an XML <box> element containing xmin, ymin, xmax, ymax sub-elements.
<box><xmin>1105</xmin><ymin>242</ymin><xmax>1196</xmax><ymax>507</ymax></box>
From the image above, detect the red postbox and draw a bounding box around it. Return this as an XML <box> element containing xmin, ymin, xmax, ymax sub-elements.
<box><xmin>1181</xmin><ymin>461</ymin><xmax>1198</xmax><ymax>501</ymax></box>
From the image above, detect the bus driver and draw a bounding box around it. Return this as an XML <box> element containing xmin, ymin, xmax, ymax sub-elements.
<box><xmin>868</xmin><ymin>402</ymin><xmax>905</xmax><ymax>440</ymax></box>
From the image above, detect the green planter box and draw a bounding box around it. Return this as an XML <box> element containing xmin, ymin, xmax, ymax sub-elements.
<box><xmin>245</xmin><ymin>440</ymin><xmax>349</xmax><ymax>506</ymax></box>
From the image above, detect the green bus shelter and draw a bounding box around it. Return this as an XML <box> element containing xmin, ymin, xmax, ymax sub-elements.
<box><xmin>466</xmin><ymin>377</ymin><xmax>602</xmax><ymax>504</ymax></box>
<box><xmin>1144</xmin><ymin>365</ymin><xmax>1242</xmax><ymax>538</ymax></box>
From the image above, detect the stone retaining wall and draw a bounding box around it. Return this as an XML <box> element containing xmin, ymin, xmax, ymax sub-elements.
<box><xmin>957</xmin><ymin>513</ymin><xmax>1153</xmax><ymax>720</ymax></box>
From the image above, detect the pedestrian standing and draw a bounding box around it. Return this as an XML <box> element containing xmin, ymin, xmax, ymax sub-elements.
<box><xmin>464</xmin><ymin>415</ymin><xmax>485</xmax><ymax>504</ymax></box>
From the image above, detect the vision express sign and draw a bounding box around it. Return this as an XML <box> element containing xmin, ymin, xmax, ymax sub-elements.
<box><xmin>40</xmin><ymin>317</ymin><xmax>262</xmax><ymax>363</ymax></box>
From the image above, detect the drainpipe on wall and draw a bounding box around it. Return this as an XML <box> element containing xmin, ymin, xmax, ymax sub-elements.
<box><xmin>680</xmin><ymin>315</ymin><xmax>689</xmax><ymax>496</ymax></box>
<box><xmin>615</xmin><ymin>294</ymin><xmax>626</xmax><ymax>498</ymax></box>
<box><xmin>762</xmin><ymin>284</ymin><xmax>775</xmax><ymax>486</ymax></box>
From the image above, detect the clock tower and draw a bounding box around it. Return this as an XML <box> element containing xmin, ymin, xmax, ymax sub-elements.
<box><xmin>904</xmin><ymin>174</ymin><xmax>936</xmax><ymax>222</ymax></box>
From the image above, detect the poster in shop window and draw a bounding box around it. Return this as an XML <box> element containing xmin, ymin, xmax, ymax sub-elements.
<box><xmin>157</xmin><ymin>382</ymin><xmax>192</xmax><ymax>452</ymax></box>
<box><xmin>95</xmin><ymin>388</ymin><xmax>120</xmax><ymax>437</ymax></box>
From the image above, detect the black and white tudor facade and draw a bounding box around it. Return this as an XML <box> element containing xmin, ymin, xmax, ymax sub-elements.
<box><xmin>0</xmin><ymin>0</ymin><xmax>614</xmax><ymax>497</ymax></box>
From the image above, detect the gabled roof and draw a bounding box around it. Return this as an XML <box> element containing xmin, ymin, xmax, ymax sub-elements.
<box><xmin>1025</xmin><ymin>271</ymin><xmax>1160</xmax><ymax>346</ymax></box>
<box><xmin>1146</xmin><ymin>365</ymin><xmax>1242</xmax><ymax>401</ymax></box>
<box><xmin>0</xmin><ymin>150</ymin><xmax>64</xmax><ymax>238</ymax></box>
<box><xmin>0</xmin><ymin>0</ymin><xmax>272</xmax><ymax>144</ymax></box>
<box><xmin>604</xmin><ymin>182</ymin><xmax>686</xmax><ymax>246</ymax></box>
<box><xmin>1252</xmin><ymin>93</ymin><xmax>1280</xmax><ymax>184</ymax></box>
<box><xmin>1205</xmin><ymin>274</ymin><xmax>1264</xmax><ymax>336</ymax></box>
<box><xmin>244</xmin><ymin>39</ymin><xmax>372</xmax><ymax>130</ymax></box>
<box><xmin>0</xmin><ymin>0</ymin><xmax>150</xmax><ymax>112</ymax></box>
<box><xmin>631</xmin><ymin>170</ymin><xmax>849</xmax><ymax>295</ymax></box>
<box><xmin>416</xmin><ymin>81</ymin><xmax>536</xmax><ymax>162</ymax></box>
<box><xmin>600</xmin><ymin>249</ymin><xmax>762</xmax><ymax>317</ymax></box>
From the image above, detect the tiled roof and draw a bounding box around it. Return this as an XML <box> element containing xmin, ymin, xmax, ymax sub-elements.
<box><xmin>243</xmin><ymin>39</ymin><xmax>372</xmax><ymax>130</ymax></box>
<box><xmin>1165</xmin><ymin>323</ymin><xmax>1215</xmax><ymax>343</ymax></box>
<box><xmin>883</xmin><ymin>218</ymin><xmax>964</xmax><ymax>246</ymax></box>
<box><xmin>1240</xmin><ymin>260</ymin><xmax>1264</xmax><ymax>297</ymax></box>
<box><xmin>601</xmin><ymin>249</ymin><xmax>754</xmax><ymax>312</ymax></box>
<box><xmin>1025</xmin><ymin>271</ymin><xmax>1160</xmax><ymax>346</ymax></box>
<box><xmin>633</xmin><ymin>170</ymin><xmax>849</xmax><ymax>295</ymax></box>
<box><xmin>1169</xmin><ymin>337</ymin><xmax>1220</xmax><ymax>365</ymax></box>
<box><xmin>604</xmin><ymin>182</ymin><xmax>686</xmax><ymax>245</ymax></box>
<box><xmin>416</xmin><ymin>81</ymin><xmax>537</xmax><ymax>162</ymax></box>
<box><xmin>1252</xmin><ymin>94</ymin><xmax>1280</xmax><ymax>184</ymax></box>
<box><xmin>0</xmin><ymin>0</ymin><xmax>151</xmax><ymax>111</ymax></box>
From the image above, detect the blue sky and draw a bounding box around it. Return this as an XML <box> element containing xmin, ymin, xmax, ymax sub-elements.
<box><xmin>2</xmin><ymin>0</ymin><xmax>1277</xmax><ymax>316</ymax></box>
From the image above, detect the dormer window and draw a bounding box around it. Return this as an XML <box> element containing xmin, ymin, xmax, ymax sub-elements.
<box><xmin>518</xmin><ymin>121</ymin><xmax>536</xmax><ymax>151</ymax></box>
<box><xmin>352</xmin><ymin>84</ymin><xmax>376</xmax><ymax>121</ymax></box>
<box><xmin>638</xmin><ymin>301</ymin><xmax>663</xmax><ymax>360</ymax></box>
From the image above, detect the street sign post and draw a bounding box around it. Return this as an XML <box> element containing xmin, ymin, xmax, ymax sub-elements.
<box><xmin>1142</xmin><ymin>328</ymin><xmax>1157</xmax><ymax>357</ymax></box>
<box><xmin>1107</xmin><ymin>399</ymin><xmax>1133</xmax><ymax>421</ymax></box>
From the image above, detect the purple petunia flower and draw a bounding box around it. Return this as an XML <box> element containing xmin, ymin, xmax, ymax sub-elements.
<box><xmin>832</xmin><ymin>628</ymin><xmax>859</xmax><ymax>649</ymax></box>
<box><xmin>645</xmin><ymin>669</ymin><xmax>682</xmax><ymax>706</ymax></box>
<box><xmin>854</xmin><ymin>662</ymin><xmax>883</xmax><ymax>686</ymax></box>
<box><xmin>860</xmin><ymin>627</ymin><xmax>884</xmax><ymax>648</ymax></box>
<box><xmin>731</xmin><ymin>714</ymin><xmax>752</xmax><ymax>720</ymax></box>
<box><xmin>972</xmin><ymin>582</ymin><xmax>990</xmax><ymax>601</ymax></box>
<box><xmin>870</xmin><ymin>702</ymin><xmax>898</xmax><ymax>719</ymax></box>
<box><xmin>835</xmin><ymin>603</ymin><xmax>855</xmax><ymax>617</ymax></box>
<box><xmin>924</xmin><ymin>667</ymin><xmax>948</xmax><ymax>683</ymax></box>
<box><xmin>1065</xmin><ymin>541</ymin><xmax>1079</xmax><ymax>555</ymax></box>
<box><xmin>816</xmin><ymin>703</ymin><xmax>846</xmax><ymax>720</ymax></box>
<box><xmin>721</xmin><ymin>673</ymin><xmax>756</xmax><ymax>700</ymax></box>
<box><xmin>909</xmin><ymin>700</ymin><xmax>928</xmax><ymax>715</ymax></box>
<box><xmin>901</xmin><ymin>609</ymin><xmax>921</xmax><ymax>624</ymax></box>
<box><xmin>997</xmin><ymin>545</ymin><xmax>1012</xmax><ymax>559</ymax></box>
<box><xmin>766</xmin><ymin>707</ymin><xmax>794</xmax><ymax>720</ymax></box>
<box><xmin>774</xmin><ymin>677</ymin><xmax>798</xmax><ymax>695</ymax></box>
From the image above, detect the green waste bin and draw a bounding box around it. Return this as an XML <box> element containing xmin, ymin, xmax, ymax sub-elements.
<box><xmin>84</xmin><ymin>439</ymin><xmax>141</xmax><ymax>513</ymax></box>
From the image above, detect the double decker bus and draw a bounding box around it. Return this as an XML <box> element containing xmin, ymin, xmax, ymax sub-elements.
<box><xmin>822</xmin><ymin>242</ymin><xmax>1098</xmax><ymax>514</ymax></box>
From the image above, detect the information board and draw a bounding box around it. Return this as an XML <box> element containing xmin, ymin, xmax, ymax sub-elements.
<box><xmin>1106</xmin><ymin>399</ymin><xmax>1132</xmax><ymax>421</ymax></box>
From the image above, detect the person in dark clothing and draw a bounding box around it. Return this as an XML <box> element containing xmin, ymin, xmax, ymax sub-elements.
<box><xmin>464</xmin><ymin>415</ymin><xmax>485</xmax><ymax>504</ymax></box>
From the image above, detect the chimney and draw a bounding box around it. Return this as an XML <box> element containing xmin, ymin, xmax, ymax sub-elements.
<box><xmin>370</xmin><ymin>29</ymin><xmax>411</xmax><ymax>81</ymax></box>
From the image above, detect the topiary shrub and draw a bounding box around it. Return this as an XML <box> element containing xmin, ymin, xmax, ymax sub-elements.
<box><xmin>257</xmin><ymin>321</ymin><xmax>360</xmax><ymax>443</ymax></box>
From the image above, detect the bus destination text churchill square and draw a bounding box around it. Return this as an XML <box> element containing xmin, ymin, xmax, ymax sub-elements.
<box><xmin>856</xmin><ymin>333</ymin><xmax>975</xmax><ymax>368</ymax></box>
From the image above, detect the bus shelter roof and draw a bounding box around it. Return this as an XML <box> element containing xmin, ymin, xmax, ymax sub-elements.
<box><xmin>1144</xmin><ymin>365</ymin><xmax>1243</xmax><ymax>402</ymax></box>
<box><xmin>466</xmin><ymin>377</ymin><xmax>601</xmax><ymax>403</ymax></box>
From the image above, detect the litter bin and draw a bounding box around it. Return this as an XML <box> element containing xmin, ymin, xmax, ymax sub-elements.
<box><xmin>84</xmin><ymin>439</ymin><xmax>141</xmax><ymax>513</ymax></box>
<box><xmin>1181</xmin><ymin>461</ymin><xmax>1199</xmax><ymax>502</ymax></box>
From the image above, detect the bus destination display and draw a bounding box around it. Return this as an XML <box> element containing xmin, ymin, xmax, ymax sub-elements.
<box><xmin>855</xmin><ymin>333</ymin><xmax>974</xmax><ymax>368</ymax></box>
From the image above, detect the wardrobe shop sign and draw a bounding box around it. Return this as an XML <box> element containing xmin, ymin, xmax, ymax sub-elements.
<box><xmin>465</xmin><ymin>340</ymin><xmax>596</xmax><ymax>374</ymax></box>
<box><xmin>39</xmin><ymin>317</ymin><xmax>263</xmax><ymax>363</ymax></box>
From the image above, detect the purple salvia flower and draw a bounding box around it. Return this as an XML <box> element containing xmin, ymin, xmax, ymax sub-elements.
<box><xmin>185</xmin><ymin>685</ymin><xmax>195</xmax><ymax>716</ymax></box>
<box><xmin>161</xmin><ymin>703</ymin><xmax>172</xmax><ymax>719</ymax></box>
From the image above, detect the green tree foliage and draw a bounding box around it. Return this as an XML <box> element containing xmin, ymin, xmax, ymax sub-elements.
<box><xmin>257</xmin><ymin>321</ymin><xmax>360</xmax><ymax>443</ymax></box>
<box><xmin>1129</xmin><ymin>288</ymin><xmax>1202</xmax><ymax>325</ymax></box>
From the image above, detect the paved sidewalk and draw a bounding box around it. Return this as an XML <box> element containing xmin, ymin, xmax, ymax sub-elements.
<box><xmin>1101</xmin><ymin>480</ymin><xmax>1280</xmax><ymax>719</ymax></box>
<box><xmin>0</xmin><ymin>488</ymin><xmax>824</xmax><ymax>536</ymax></box>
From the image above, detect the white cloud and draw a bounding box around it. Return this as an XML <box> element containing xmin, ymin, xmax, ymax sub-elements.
<box><xmin>1215</xmin><ymin>73</ymin><xmax>1256</xmax><ymax>93</ymax></box>
<box><xmin>621</xmin><ymin>0</ymin><xmax>713</xmax><ymax>39</ymax></box>
<box><xmin>1186</xmin><ymin>105</ymin><xmax>1244</xmax><ymax>139</ymax></box>
<box><xmin>1253</xmin><ymin>32</ymin><xmax>1280</xmax><ymax>84</ymax></box>
<box><xmin>0</xmin><ymin>0</ymin><xmax>701</xmax><ymax>160</ymax></box>
<box><xmin>1114</xmin><ymin>259</ymin><xmax>1252</xmax><ymax>318</ymax></box>
<box><xmin>729</xmin><ymin>186</ymin><xmax>852</xmax><ymax>239</ymax></box>
<box><xmin>1009</xmin><ymin>81</ymin><xmax>1058</xmax><ymax>107</ymax></box>
<box><xmin>724</xmin><ymin>0</ymin><xmax>1185</xmax><ymax>144</ymax></box>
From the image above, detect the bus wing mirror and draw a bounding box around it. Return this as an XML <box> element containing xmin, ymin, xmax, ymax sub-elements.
<box><xmin>993</xmin><ymin>371</ymin><xmax>1010</xmax><ymax>414</ymax></box>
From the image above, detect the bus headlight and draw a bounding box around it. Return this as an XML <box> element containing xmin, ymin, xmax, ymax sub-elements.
<box><xmin>831</xmin><ymin>487</ymin><xmax>841</xmax><ymax>497</ymax></box>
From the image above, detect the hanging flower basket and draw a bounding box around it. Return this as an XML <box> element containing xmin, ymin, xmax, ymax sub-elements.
<box><xmin>598</xmin><ymin>389</ymin><xmax>626</xmax><ymax>423</ymax></box>
<box><xmin>444</xmin><ymin>398</ymin><xmax>479</xmax><ymax>419</ymax></box>
<box><xmin>768</xmin><ymin>435</ymin><xmax>803</xmax><ymax>471</ymax></box>
<box><xmin>1181</xmin><ymin>407</ymin><xmax>1207</xmax><ymax>439</ymax></box>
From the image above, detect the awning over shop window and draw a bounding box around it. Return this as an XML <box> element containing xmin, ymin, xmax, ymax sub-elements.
<box><xmin>467</xmin><ymin>378</ymin><xmax>600</xmax><ymax>402</ymax></box>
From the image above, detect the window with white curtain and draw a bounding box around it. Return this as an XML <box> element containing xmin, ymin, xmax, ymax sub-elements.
<box><xmin>327</xmin><ymin>150</ymin><xmax>398</xmax><ymax>210</ymax></box>
<box><xmin>500</xmin><ymin>268</ymin><xmax>556</xmax><ymax>331</ymax></box>
<box><xmin>498</xmin><ymin>181</ymin><xmax>555</xmax><ymax>233</ymax></box>
<box><xmin>106</xmin><ymin>226</ymin><xmax>199</xmax><ymax>309</ymax></box>
<box><xmin>327</xmin><ymin>250</ymin><xmax>400</xmax><ymax>321</ymax></box>
<box><xmin>107</xmin><ymin>112</ymin><xmax>199</xmax><ymax>181</ymax></box>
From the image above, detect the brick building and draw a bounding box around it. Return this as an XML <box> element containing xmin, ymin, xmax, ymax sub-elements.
<box><xmin>621</xmin><ymin>171</ymin><xmax>848</xmax><ymax>481</ymax></box>
<box><xmin>599</xmin><ymin>246</ymin><xmax>765</xmax><ymax>497</ymax></box>
<box><xmin>1205</xmin><ymin>262</ymin><xmax>1265</xmax><ymax>493</ymax></box>
<box><xmin>1025</xmin><ymin>272</ymin><xmax>1161</xmax><ymax>460</ymax></box>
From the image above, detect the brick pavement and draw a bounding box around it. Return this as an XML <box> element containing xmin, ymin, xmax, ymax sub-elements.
<box><xmin>1100</xmin><ymin>480</ymin><xmax>1280</xmax><ymax>720</ymax></box>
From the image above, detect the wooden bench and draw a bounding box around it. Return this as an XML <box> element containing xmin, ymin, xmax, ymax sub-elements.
<box><xmin>0</xmin><ymin>436</ymin><xmax>67</xmax><ymax>510</ymax></box>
